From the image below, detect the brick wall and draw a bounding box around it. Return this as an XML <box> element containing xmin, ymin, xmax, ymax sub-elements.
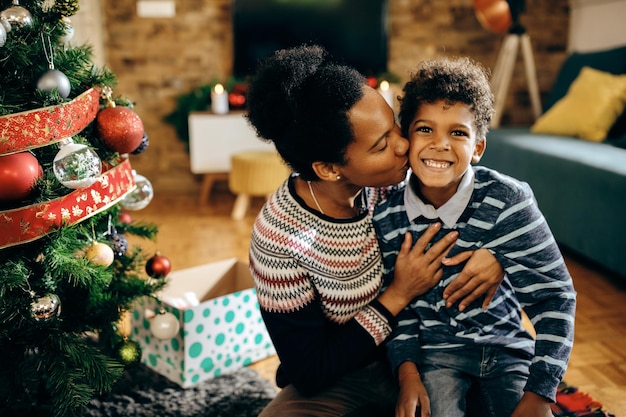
<box><xmin>103</xmin><ymin>0</ymin><xmax>569</xmax><ymax>194</ymax></box>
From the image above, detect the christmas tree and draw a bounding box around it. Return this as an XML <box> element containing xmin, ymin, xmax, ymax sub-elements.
<box><xmin>0</xmin><ymin>1</ymin><xmax>169</xmax><ymax>416</ymax></box>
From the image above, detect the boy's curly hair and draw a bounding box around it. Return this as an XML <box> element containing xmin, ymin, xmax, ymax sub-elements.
<box><xmin>398</xmin><ymin>56</ymin><xmax>495</xmax><ymax>141</ymax></box>
<box><xmin>245</xmin><ymin>44</ymin><xmax>366</xmax><ymax>180</ymax></box>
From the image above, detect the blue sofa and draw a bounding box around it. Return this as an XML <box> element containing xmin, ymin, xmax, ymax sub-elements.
<box><xmin>480</xmin><ymin>128</ymin><xmax>626</xmax><ymax>280</ymax></box>
<box><xmin>480</xmin><ymin>45</ymin><xmax>626</xmax><ymax>281</ymax></box>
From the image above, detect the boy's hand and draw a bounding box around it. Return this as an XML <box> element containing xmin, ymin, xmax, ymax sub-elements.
<box><xmin>510</xmin><ymin>391</ymin><xmax>553</xmax><ymax>417</ymax></box>
<box><xmin>442</xmin><ymin>248</ymin><xmax>504</xmax><ymax>311</ymax></box>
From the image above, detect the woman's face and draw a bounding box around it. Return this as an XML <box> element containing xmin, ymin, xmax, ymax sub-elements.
<box><xmin>340</xmin><ymin>86</ymin><xmax>410</xmax><ymax>188</ymax></box>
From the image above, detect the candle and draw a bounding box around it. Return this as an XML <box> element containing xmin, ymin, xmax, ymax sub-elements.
<box><xmin>211</xmin><ymin>83</ymin><xmax>229</xmax><ymax>114</ymax></box>
<box><xmin>378</xmin><ymin>80</ymin><xmax>394</xmax><ymax>109</ymax></box>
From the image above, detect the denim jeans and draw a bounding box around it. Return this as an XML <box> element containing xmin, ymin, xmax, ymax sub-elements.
<box><xmin>420</xmin><ymin>346</ymin><xmax>531</xmax><ymax>417</ymax></box>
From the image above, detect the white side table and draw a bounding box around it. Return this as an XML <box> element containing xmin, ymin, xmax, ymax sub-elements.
<box><xmin>188</xmin><ymin>111</ymin><xmax>274</xmax><ymax>203</ymax></box>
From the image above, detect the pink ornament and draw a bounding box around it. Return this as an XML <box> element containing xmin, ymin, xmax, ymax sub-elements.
<box><xmin>0</xmin><ymin>152</ymin><xmax>42</xmax><ymax>201</ymax></box>
<box><xmin>96</xmin><ymin>106</ymin><xmax>144</xmax><ymax>154</ymax></box>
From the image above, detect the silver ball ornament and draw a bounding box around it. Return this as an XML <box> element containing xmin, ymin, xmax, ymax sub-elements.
<box><xmin>0</xmin><ymin>21</ymin><xmax>5</xmax><ymax>47</ymax></box>
<box><xmin>0</xmin><ymin>4</ymin><xmax>33</xmax><ymax>30</ymax></box>
<box><xmin>37</xmin><ymin>69</ymin><xmax>71</xmax><ymax>98</ymax></box>
<box><xmin>31</xmin><ymin>294</ymin><xmax>62</xmax><ymax>321</ymax></box>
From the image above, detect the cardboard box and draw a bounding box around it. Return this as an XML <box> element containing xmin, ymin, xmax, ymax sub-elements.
<box><xmin>129</xmin><ymin>258</ymin><xmax>276</xmax><ymax>388</ymax></box>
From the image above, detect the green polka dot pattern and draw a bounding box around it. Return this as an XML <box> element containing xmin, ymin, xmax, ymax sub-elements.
<box><xmin>130</xmin><ymin>286</ymin><xmax>275</xmax><ymax>388</ymax></box>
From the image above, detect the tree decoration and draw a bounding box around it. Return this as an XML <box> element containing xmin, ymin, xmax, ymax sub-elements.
<box><xmin>145</xmin><ymin>252</ymin><xmax>171</xmax><ymax>278</ymax></box>
<box><xmin>30</xmin><ymin>293</ymin><xmax>62</xmax><ymax>321</ymax></box>
<box><xmin>149</xmin><ymin>309</ymin><xmax>180</xmax><ymax>340</ymax></box>
<box><xmin>85</xmin><ymin>241</ymin><xmax>115</xmax><ymax>267</ymax></box>
<box><xmin>0</xmin><ymin>151</ymin><xmax>42</xmax><ymax>202</ymax></box>
<box><xmin>95</xmin><ymin>91</ymin><xmax>145</xmax><ymax>154</ymax></box>
<box><xmin>0</xmin><ymin>1</ymin><xmax>33</xmax><ymax>31</ymax></box>
<box><xmin>107</xmin><ymin>226</ymin><xmax>128</xmax><ymax>258</ymax></box>
<box><xmin>119</xmin><ymin>170</ymin><xmax>153</xmax><ymax>210</ymax></box>
<box><xmin>115</xmin><ymin>338</ymin><xmax>142</xmax><ymax>367</ymax></box>
<box><xmin>52</xmin><ymin>0</ymin><xmax>80</xmax><ymax>17</ymax></box>
<box><xmin>37</xmin><ymin>33</ymin><xmax>71</xmax><ymax>98</ymax></box>
<box><xmin>130</xmin><ymin>131</ymin><xmax>150</xmax><ymax>155</ymax></box>
<box><xmin>59</xmin><ymin>16</ymin><xmax>74</xmax><ymax>43</ymax></box>
<box><xmin>0</xmin><ymin>21</ymin><xmax>6</xmax><ymax>47</ymax></box>
<box><xmin>52</xmin><ymin>138</ymin><xmax>102</xmax><ymax>189</ymax></box>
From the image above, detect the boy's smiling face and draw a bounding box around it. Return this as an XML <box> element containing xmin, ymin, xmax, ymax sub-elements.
<box><xmin>408</xmin><ymin>99</ymin><xmax>486</xmax><ymax>207</ymax></box>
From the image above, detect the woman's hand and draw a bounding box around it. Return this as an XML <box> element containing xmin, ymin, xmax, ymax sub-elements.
<box><xmin>441</xmin><ymin>248</ymin><xmax>504</xmax><ymax>311</ymax></box>
<box><xmin>395</xmin><ymin>362</ymin><xmax>430</xmax><ymax>417</ymax></box>
<box><xmin>379</xmin><ymin>223</ymin><xmax>458</xmax><ymax>315</ymax></box>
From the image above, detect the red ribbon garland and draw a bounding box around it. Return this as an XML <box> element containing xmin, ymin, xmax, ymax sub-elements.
<box><xmin>0</xmin><ymin>87</ymin><xmax>101</xmax><ymax>156</ymax></box>
<box><xmin>0</xmin><ymin>158</ymin><xmax>136</xmax><ymax>249</ymax></box>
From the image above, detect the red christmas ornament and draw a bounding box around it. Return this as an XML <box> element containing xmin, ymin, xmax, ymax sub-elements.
<box><xmin>95</xmin><ymin>106</ymin><xmax>145</xmax><ymax>154</ymax></box>
<box><xmin>146</xmin><ymin>252</ymin><xmax>171</xmax><ymax>278</ymax></box>
<box><xmin>118</xmin><ymin>211</ymin><xmax>133</xmax><ymax>224</ymax></box>
<box><xmin>0</xmin><ymin>152</ymin><xmax>42</xmax><ymax>201</ymax></box>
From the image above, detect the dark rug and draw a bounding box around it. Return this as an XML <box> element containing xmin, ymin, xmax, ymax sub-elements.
<box><xmin>85</xmin><ymin>364</ymin><xmax>276</xmax><ymax>417</ymax></box>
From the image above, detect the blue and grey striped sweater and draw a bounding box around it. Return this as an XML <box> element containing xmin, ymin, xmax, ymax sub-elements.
<box><xmin>373</xmin><ymin>166</ymin><xmax>576</xmax><ymax>402</ymax></box>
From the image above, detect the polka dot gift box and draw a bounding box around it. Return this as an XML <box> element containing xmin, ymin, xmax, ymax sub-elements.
<box><xmin>130</xmin><ymin>258</ymin><xmax>276</xmax><ymax>388</ymax></box>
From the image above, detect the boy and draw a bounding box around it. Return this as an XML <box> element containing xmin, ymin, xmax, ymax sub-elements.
<box><xmin>373</xmin><ymin>57</ymin><xmax>576</xmax><ymax>417</ymax></box>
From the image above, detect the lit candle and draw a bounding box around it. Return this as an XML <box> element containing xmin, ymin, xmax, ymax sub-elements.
<box><xmin>211</xmin><ymin>83</ymin><xmax>229</xmax><ymax>114</ymax></box>
<box><xmin>378</xmin><ymin>80</ymin><xmax>394</xmax><ymax>109</ymax></box>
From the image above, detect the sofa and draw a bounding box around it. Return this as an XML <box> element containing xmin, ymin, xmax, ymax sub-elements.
<box><xmin>479</xmin><ymin>45</ymin><xmax>626</xmax><ymax>281</ymax></box>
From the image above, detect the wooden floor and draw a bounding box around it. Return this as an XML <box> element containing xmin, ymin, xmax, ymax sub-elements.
<box><xmin>131</xmin><ymin>181</ymin><xmax>626</xmax><ymax>416</ymax></box>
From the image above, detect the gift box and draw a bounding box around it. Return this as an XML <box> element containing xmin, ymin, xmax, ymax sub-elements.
<box><xmin>129</xmin><ymin>258</ymin><xmax>275</xmax><ymax>388</ymax></box>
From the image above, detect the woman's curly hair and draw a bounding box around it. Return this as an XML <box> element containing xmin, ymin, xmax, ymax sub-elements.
<box><xmin>398</xmin><ymin>56</ymin><xmax>495</xmax><ymax>141</ymax></box>
<box><xmin>245</xmin><ymin>44</ymin><xmax>367</xmax><ymax>180</ymax></box>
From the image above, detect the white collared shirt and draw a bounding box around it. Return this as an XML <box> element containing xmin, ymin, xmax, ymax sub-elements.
<box><xmin>404</xmin><ymin>169</ymin><xmax>475</xmax><ymax>229</ymax></box>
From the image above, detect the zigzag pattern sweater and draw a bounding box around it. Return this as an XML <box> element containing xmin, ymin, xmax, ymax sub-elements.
<box><xmin>249</xmin><ymin>175</ymin><xmax>398</xmax><ymax>395</ymax></box>
<box><xmin>373</xmin><ymin>166</ymin><xmax>577</xmax><ymax>402</ymax></box>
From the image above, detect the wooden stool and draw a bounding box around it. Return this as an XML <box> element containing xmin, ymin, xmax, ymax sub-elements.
<box><xmin>228</xmin><ymin>150</ymin><xmax>290</xmax><ymax>220</ymax></box>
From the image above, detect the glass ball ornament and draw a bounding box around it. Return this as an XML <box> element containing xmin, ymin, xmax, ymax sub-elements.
<box><xmin>150</xmin><ymin>310</ymin><xmax>180</xmax><ymax>340</ymax></box>
<box><xmin>37</xmin><ymin>69</ymin><xmax>71</xmax><ymax>98</ymax></box>
<box><xmin>59</xmin><ymin>17</ymin><xmax>74</xmax><ymax>43</ymax></box>
<box><xmin>120</xmin><ymin>171</ymin><xmax>153</xmax><ymax>211</ymax></box>
<box><xmin>53</xmin><ymin>141</ymin><xmax>102</xmax><ymax>189</ymax></box>
<box><xmin>30</xmin><ymin>293</ymin><xmax>62</xmax><ymax>321</ymax></box>
<box><xmin>0</xmin><ymin>3</ymin><xmax>33</xmax><ymax>30</ymax></box>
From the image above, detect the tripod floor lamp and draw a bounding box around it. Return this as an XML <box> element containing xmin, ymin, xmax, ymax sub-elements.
<box><xmin>474</xmin><ymin>0</ymin><xmax>542</xmax><ymax>127</ymax></box>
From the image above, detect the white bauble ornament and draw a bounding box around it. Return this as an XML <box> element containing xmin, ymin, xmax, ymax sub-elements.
<box><xmin>0</xmin><ymin>22</ymin><xmax>6</xmax><ymax>47</ymax></box>
<box><xmin>150</xmin><ymin>311</ymin><xmax>180</xmax><ymax>340</ymax></box>
<box><xmin>53</xmin><ymin>141</ymin><xmax>102</xmax><ymax>189</ymax></box>
<box><xmin>85</xmin><ymin>242</ymin><xmax>115</xmax><ymax>267</ymax></box>
<box><xmin>0</xmin><ymin>16</ymin><xmax>10</xmax><ymax>33</ymax></box>
<box><xmin>37</xmin><ymin>69</ymin><xmax>71</xmax><ymax>98</ymax></box>
<box><xmin>120</xmin><ymin>171</ymin><xmax>153</xmax><ymax>211</ymax></box>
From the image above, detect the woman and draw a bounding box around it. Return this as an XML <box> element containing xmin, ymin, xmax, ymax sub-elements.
<box><xmin>246</xmin><ymin>45</ymin><xmax>503</xmax><ymax>417</ymax></box>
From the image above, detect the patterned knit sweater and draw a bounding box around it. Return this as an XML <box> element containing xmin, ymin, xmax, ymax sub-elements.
<box><xmin>249</xmin><ymin>175</ymin><xmax>399</xmax><ymax>395</ymax></box>
<box><xmin>373</xmin><ymin>166</ymin><xmax>577</xmax><ymax>402</ymax></box>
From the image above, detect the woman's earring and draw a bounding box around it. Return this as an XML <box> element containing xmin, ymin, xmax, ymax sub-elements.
<box><xmin>336</xmin><ymin>175</ymin><xmax>341</xmax><ymax>180</ymax></box>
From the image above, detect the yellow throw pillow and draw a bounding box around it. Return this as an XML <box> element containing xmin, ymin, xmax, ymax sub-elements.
<box><xmin>531</xmin><ymin>67</ymin><xmax>626</xmax><ymax>141</ymax></box>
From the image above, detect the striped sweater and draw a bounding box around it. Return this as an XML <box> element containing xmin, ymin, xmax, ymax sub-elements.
<box><xmin>373</xmin><ymin>166</ymin><xmax>576</xmax><ymax>402</ymax></box>
<box><xmin>249</xmin><ymin>174</ymin><xmax>399</xmax><ymax>395</ymax></box>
